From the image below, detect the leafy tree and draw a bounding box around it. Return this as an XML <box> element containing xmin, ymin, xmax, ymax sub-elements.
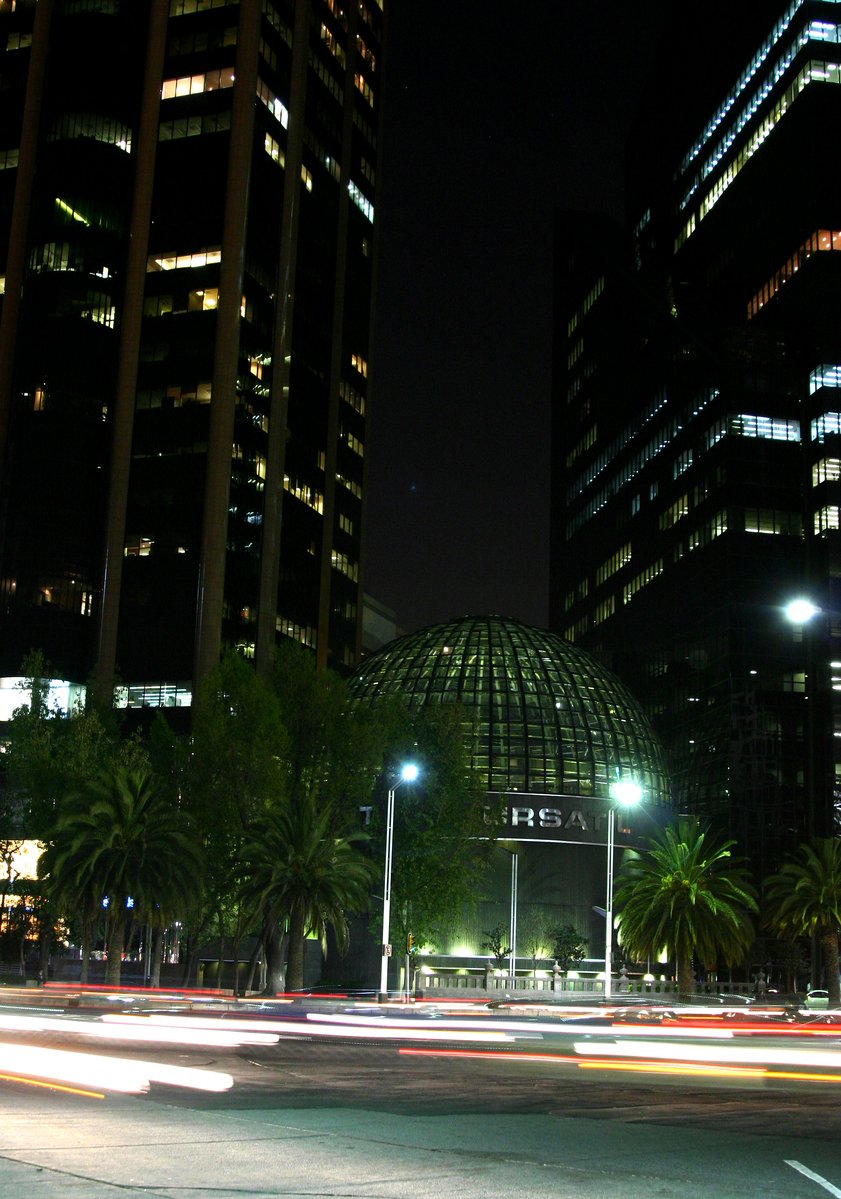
<box><xmin>764</xmin><ymin>838</ymin><xmax>841</xmax><ymax>1005</ymax></box>
<box><xmin>0</xmin><ymin>839</ymin><xmax>24</xmax><ymax>950</ymax></box>
<box><xmin>169</xmin><ymin>653</ymin><xmax>288</xmax><ymax>983</ymax></box>
<box><xmin>380</xmin><ymin>704</ymin><xmax>500</xmax><ymax>954</ymax></box>
<box><xmin>518</xmin><ymin>905</ymin><xmax>555</xmax><ymax>975</ymax></box>
<box><xmin>4</xmin><ymin>650</ymin><xmax>145</xmax><ymax>839</ymax></box>
<box><xmin>38</xmin><ymin>765</ymin><xmax>204</xmax><ymax>985</ymax></box>
<box><xmin>482</xmin><ymin>922</ymin><xmax>511</xmax><ymax>969</ymax></box>
<box><xmin>613</xmin><ymin>817</ymin><xmax>758</xmax><ymax>997</ymax></box>
<box><xmin>549</xmin><ymin>922</ymin><xmax>588</xmax><ymax>972</ymax></box>
<box><xmin>240</xmin><ymin>791</ymin><xmax>376</xmax><ymax>992</ymax></box>
<box><xmin>271</xmin><ymin>641</ymin><xmax>384</xmax><ymax>819</ymax></box>
<box><xmin>190</xmin><ymin>648</ymin><xmax>287</xmax><ymax>830</ymax></box>
<box><xmin>154</xmin><ymin>647</ymin><xmax>389</xmax><ymax>991</ymax></box>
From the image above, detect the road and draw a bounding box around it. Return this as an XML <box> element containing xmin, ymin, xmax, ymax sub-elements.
<box><xmin>1</xmin><ymin>993</ymin><xmax>841</xmax><ymax>1197</ymax></box>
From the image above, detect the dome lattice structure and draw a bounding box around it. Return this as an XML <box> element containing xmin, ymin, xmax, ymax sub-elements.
<box><xmin>349</xmin><ymin>615</ymin><xmax>670</xmax><ymax>805</ymax></box>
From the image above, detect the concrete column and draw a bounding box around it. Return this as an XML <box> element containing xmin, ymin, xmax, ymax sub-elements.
<box><xmin>254</xmin><ymin>0</ymin><xmax>311</xmax><ymax>677</ymax></box>
<box><xmin>93</xmin><ymin>0</ymin><xmax>169</xmax><ymax>704</ymax></box>
<box><xmin>193</xmin><ymin>0</ymin><xmax>261</xmax><ymax>687</ymax></box>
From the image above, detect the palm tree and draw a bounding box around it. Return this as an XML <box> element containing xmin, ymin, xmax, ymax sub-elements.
<box><xmin>39</xmin><ymin>766</ymin><xmax>204</xmax><ymax>986</ymax></box>
<box><xmin>37</xmin><ymin>848</ymin><xmax>101</xmax><ymax>984</ymax></box>
<box><xmin>241</xmin><ymin>793</ymin><xmax>376</xmax><ymax>993</ymax></box>
<box><xmin>764</xmin><ymin>838</ymin><xmax>841</xmax><ymax>1005</ymax></box>
<box><xmin>613</xmin><ymin>818</ymin><xmax>758</xmax><ymax>997</ymax></box>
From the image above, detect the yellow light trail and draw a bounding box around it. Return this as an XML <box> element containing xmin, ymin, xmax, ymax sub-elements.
<box><xmin>0</xmin><ymin>1071</ymin><xmax>105</xmax><ymax>1099</ymax></box>
<box><xmin>577</xmin><ymin>1059</ymin><xmax>767</xmax><ymax>1079</ymax></box>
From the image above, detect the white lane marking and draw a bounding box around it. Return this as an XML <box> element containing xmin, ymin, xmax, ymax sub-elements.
<box><xmin>786</xmin><ymin>1160</ymin><xmax>841</xmax><ymax>1196</ymax></box>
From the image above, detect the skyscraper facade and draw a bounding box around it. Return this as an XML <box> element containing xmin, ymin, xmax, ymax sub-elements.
<box><xmin>552</xmin><ymin>0</ymin><xmax>841</xmax><ymax>875</ymax></box>
<box><xmin>0</xmin><ymin>0</ymin><xmax>385</xmax><ymax>707</ymax></box>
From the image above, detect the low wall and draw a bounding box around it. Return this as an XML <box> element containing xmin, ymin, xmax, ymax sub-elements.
<box><xmin>415</xmin><ymin>970</ymin><xmax>755</xmax><ymax>1000</ymax></box>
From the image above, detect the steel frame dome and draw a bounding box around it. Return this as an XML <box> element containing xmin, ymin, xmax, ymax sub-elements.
<box><xmin>349</xmin><ymin>615</ymin><xmax>670</xmax><ymax>805</ymax></box>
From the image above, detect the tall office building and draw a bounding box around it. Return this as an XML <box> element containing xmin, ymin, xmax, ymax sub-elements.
<box><xmin>0</xmin><ymin>0</ymin><xmax>385</xmax><ymax>708</ymax></box>
<box><xmin>552</xmin><ymin>1</ymin><xmax>841</xmax><ymax>876</ymax></box>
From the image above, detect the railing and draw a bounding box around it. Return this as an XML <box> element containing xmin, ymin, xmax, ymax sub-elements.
<box><xmin>415</xmin><ymin>968</ymin><xmax>756</xmax><ymax>999</ymax></box>
<box><xmin>0</xmin><ymin>963</ymin><xmax>32</xmax><ymax>985</ymax></box>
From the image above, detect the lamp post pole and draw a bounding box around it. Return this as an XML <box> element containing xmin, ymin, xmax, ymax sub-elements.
<box><xmin>784</xmin><ymin>598</ymin><xmax>832</xmax><ymax>991</ymax></box>
<box><xmin>604</xmin><ymin>779</ymin><xmax>643</xmax><ymax>1001</ymax></box>
<box><xmin>508</xmin><ymin>848</ymin><xmax>518</xmax><ymax>986</ymax></box>
<box><xmin>379</xmin><ymin>763</ymin><xmax>419</xmax><ymax>1001</ymax></box>
<box><xmin>604</xmin><ymin>805</ymin><xmax>616</xmax><ymax>1001</ymax></box>
<box><xmin>379</xmin><ymin>782</ymin><xmax>396</xmax><ymax>1000</ymax></box>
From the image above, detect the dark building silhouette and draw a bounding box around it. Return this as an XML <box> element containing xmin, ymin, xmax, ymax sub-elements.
<box><xmin>551</xmin><ymin>0</ymin><xmax>841</xmax><ymax>876</ymax></box>
<box><xmin>0</xmin><ymin>0</ymin><xmax>385</xmax><ymax>706</ymax></box>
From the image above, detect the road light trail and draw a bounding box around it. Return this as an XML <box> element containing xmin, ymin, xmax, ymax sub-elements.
<box><xmin>573</xmin><ymin>1038</ymin><xmax>841</xmax><ymax>1071</ymax></box>
<box><xmin>0</xmin><ymin>1042</ymin><xmax>234</xmax><ymax>1094</ymax></box>
<box><xmin>0</xmin><ymin>1011</ymin><xmax>278</xmax><ymax>1047</ymax></box>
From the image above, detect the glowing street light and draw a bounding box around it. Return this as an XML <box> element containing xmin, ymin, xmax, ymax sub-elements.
<box><xmin>604</xmin><ymin>777</ymin><xmax>643</xmax><ymax>1001</ymax></box>
<box><xmin>784</xmin><ymin>597</ymin><xmax>820</xmax><ymax>626</ymax></box>
<box><xmin>783</xmin><ymin>595</ymin><xmax>828</xmax><ymax>842</ymax></box>
<box><xmin>380</xmin><ymin>762</ymin><xmax>420</xmax><ymax>1000</ymax></box>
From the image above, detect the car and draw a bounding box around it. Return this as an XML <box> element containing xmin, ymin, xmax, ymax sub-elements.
<box><xmin>805</xmin><ymin>989</ymin><xmax>829</xmax><ymax>1009</ymax></box>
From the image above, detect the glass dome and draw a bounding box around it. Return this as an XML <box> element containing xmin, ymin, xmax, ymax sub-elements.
<box><xmin>348</xmin><ymin>615</ymin><xmax>670</xmax><ymax>805</ymax></box>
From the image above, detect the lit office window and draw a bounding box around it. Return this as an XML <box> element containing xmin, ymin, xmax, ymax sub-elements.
<box><xmin>161</xmin><ymin>68</ymin><xmax>235</xmax><ymax>100</ymax></box>
<box><xmin>811</xmin><ymin>365</ymin><xmax>841</xmax><ymax>393</ymax></box>
<box><xmin>595</xmin><ymin>543</ymin><xmax>631</xmax><ymax>585</ymax></box>
<box><xmin>347</xmin><ymin>180</ymin><xmax>374</xmax><ymax>222</ymax></box>
<box><xmin>813</xmin><ymin>458</ymin><xmax>841</xmax><ymax>485</ymax></box>
<box><xmin>812</xmin><ymin>413</ymin><xmax>841</xmax><ymax>441</ymax></box>
<box><xmin>147</xmin><ymin>248</ymin><xmax>221</xmax><ymax>272</ymax></box>
<box><xmin>264</xmin><ymin>132</ymin><xmax>285</xmax><ymax>165</ymax></box>
<box><xmin>256</xmin><ymin>78</ymin><xmax>289</xmax><ymax>128</ymax></box>
<box><xmin>744</xmin><ymin>508</ymin><xmax>802</xmax><ymax>535</ymax></box>
<box><xmin>815</xmin><ymin>506</ymin><xmax>841</xmax><ymax>534</ymax></box>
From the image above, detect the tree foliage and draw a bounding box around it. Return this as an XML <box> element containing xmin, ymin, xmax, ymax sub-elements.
<box><xmin>3</xmin><ymin>650</ymin><xmax>145</xmax><ymax>839</ymax></box>
<box><xmin>8</xmin><ymin>644</ymin><xmax>503</xmax><ymax>995</ymax></box>
<box><xmin>549</xmin><ymin>922</ymin><xmax>588</xmax><ymax>971</ymax></box>
<box><xmin>481</xmin><ymin>922</ymin><xmax>511</xmax><ymax>968</ymax></box>
<box><xmin>271</xmin><ymin>641</ymin><xmax>384</xmax><ymax>818</ymax></box>
<box><xmin>38</xmin><ymin>765</ymin><xmax>204</xmax><ymax>985</ymax></box>
<box><xmin>764</xmin><ymin>838</ymin><xmax>841</xmax><ymax>1005</ymax></box>
<box><xmin>614</xmin><ymin>818</ymin><xmax>758</xmax><ymax>996</ymax></box>
<box><xmin>240</xmin><ymin>791</ymin><xmax>377</xmax><ymax>991</ymax></box>
<box><xmin>379</xmin><ymin>704</ymin><xmax>499</xmax><ymax>952</ymax></box>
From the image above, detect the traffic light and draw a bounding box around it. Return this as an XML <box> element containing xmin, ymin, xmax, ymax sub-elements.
<box><xmin>407</xmin><ymin>932</ymin><xmax>414</xmax><ymax>953</ymax></box>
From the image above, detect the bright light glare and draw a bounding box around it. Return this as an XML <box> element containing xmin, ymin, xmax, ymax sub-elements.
<box><xmin>400</xmin><ymin>762</ymin><xmax>419</xmax><ymax>783</ymax></box>
<box><xmin>784</xmin><ymin>598</ymin><xmax>819</xmax><ymax>624</ymax></box>
<box><xmin>0</xmin><ymin>1042</ymin><xmax>233</xmax><ymax>1094</ymax></box>
<box><xmin>608</xmin><ymin>778</ymin><xmax>643</xmax><ymax>806</ymax></box>
<box><xmin>0</xmin><ymin>1012</ymin><xmax>277</xmax><ymax>1048</ymax></box>
<box><xmin>282</xmin><ymin>1017</ymin><xmax>512</xmax><ymax>1044</ymax></box>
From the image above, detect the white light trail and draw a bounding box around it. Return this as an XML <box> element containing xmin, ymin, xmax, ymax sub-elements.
<box><xmin>0</xmin><ymin>1042</ymin><xmax>233</xmax><ymax>1094</ymax></box>
<box><xmin>573</xmin><ymin>1039</ymin><xmax>841</xmax><ymax>1071</ymax></box>
<box><xmin>0</xmin><ymin>1012</ymin><xmax>277</xmax><ymax>1048</ymax></box>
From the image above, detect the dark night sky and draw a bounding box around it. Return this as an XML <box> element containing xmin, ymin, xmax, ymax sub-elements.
<box><xmin>363</xmin><ymin>2</ymin><xmax>669</xmax><ymax>635</ymax></box>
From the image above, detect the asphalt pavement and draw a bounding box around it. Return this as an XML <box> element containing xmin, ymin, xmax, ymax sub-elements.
<box><xmin>2</xmin><ymin>989</ymin><xmax>841</xmax><ymax>1197</ymax></box>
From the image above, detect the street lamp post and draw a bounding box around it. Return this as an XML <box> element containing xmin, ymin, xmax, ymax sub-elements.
<box><xmin>604</xmin><ymin>778</ymin><xmax>643</xmax><ymax>1001</ymax></box>
<box><xmin>783</xmin><ymin>597</ymin><xmax>830</xmax><ymax>842</ymax></box>
<box><xmin>380</xmin><ymin>762</ymin><xmax>419</xmax><ymax>1001</ymax></box>
<box><xmin>784</xmin><ymin>597</ymin><xmax>832</xmax><ymax>991</ymax></box>
<box><xmin>508</xmin><ymin>847</ymin><xmax>518</xmax><ymax>985</ymax></box>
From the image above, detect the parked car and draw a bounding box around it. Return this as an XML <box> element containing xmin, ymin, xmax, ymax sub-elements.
<box><xmin>805</xmin><ymin>989</ymin><xmax>829</xmax><ymax>1009</ymax></box>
